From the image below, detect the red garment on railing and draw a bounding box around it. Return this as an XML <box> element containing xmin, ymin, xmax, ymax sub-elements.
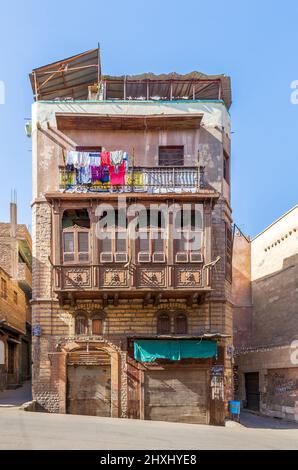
<box><xmin>101</xmin><ymin>151</ymin><xmax>110</xmax><ymax>166</ymax></box>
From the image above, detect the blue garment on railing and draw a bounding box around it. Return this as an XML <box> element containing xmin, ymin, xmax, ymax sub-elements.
<box><xmin>78</xmin><ymin>166</ymin><xmax>91</xmax><ymax>184</ymax></box>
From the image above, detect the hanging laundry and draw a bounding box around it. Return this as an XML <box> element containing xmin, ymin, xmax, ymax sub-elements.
<box><xmin>78</xmin><ymin>152</ymin><xmax>89</xmax><ymax>168</ymax></box>
<box><xmin>109</xmin><ymin>163</ymin><xmax>125</xmax><ymax>185</ymax></box>
<box><xmin>66</xmin><ymin>150</ymin><xmax>78</xmax><ymax>167</ymax></box>
<box><xmin>60</xmin><ymin>169</ymin><xmax>77</xmax><ymax>187</ymax></box>
<box><xmin>91</xmin><ymin>166</ymin><xmax>109</xmax><ymax>183</ymax></box>
<box><xmin>66</xmin><ymin>163</ymin><xmax>75</xmax><ymax>172</ymax></box>
<box><xmin>110</xmin><ymin>150</ymin><xmax>124</xmax><ymax>167</ymax></box>
<box><xmin>123</xmin><ymin>152</ymin><xmax>129</xmax><ymax>172</ymax></box>
<box><xmin>101</xmin><ymin>151</ymin><xmax>110</xmax><ymax>166</ymax></box>
<box><xmin>78</xmin><ymin>166</ymin><xmax>91</xmax><ymax>184</ymax></box>
<box><xmin>89</xmin><ymin>152</ymin><xmax>101</xmax><ymax>166</ymax></box>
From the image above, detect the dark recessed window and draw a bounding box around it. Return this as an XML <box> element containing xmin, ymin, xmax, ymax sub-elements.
<box><xmin>175</xmin><ymin>313</ymin><xmax>188</xmax><ymax>334</ymax></box>
<box><xmin>223</xmin><ymin>150</ymin><xmax>230</xmax><ymax>184</ymax></box>
<box><xmin>157</xmin><ymin>313</ymin><xmax>171</xmax><ymax>334</ymax></box>
<box><xmin>75</xmin><ymin>314</ymin><xmax>88</xmax><ymax>335</ymax></box>
<box><xmin>158</xmin><ymin>146</ymin><xmax>184</xmax><ymax>166</ymax></box>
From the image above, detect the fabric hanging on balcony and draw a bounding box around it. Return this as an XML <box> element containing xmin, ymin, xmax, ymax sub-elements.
<box><xmin>91</xmin><ymin>166</ymin><xmax>109</xmax><ymax>183</ymax></box>
<box><xmin>101</xmin><ymin>151</ymin><xmax>110</xmax><ymax>166</ymax></box>
<box><xmin>134</xmin><ymin>339</ymin><xmax>217</xmax><ymax>362</ymax></box>
<box><xmin>109</xmin><ymin>163</ymin><xmax>125</xmax><ymax>185</ymax></box>
<box><xmin>110</xmin><ymin>150</ymin><xmax>124</xmax><ymax>167</ymax></box>
<box><xmin>78</xmin><ymin>166</ymin><xmax>91</xmax><ymax>184</ymax></box>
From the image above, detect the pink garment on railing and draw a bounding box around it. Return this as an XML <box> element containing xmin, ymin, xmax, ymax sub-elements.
<box><xmin>109</xmin><ymin>163</ymin><xmax>125</xmax><ymax>185</ymax></box>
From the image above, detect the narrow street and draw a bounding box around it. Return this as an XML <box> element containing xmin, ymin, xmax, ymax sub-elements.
<box><xmin>0</xmin><ymin>383</ymin><xmax>297</xmax><ymax>450</ymax></box>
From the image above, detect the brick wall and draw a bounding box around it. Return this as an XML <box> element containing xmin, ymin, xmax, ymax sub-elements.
<box><xmin>0</xmin><ymin>267</ymin><xmax>27</xmax><ymax>334</ymax></box>
<box><xmin>32</xmin><ymin>193</ymin><xmax>233</xmax><ymax>416</ymax></box>
<box><xmin>251</xmin><ymin>255</ymin><xmax>298</xmax><ymax>347</ymax></box>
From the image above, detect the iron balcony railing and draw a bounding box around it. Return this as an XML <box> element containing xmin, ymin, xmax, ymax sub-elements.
<box><xmin>59</xmin><ymin>166</ymin><xmax>207</xmax><ymax>193</ymax></box>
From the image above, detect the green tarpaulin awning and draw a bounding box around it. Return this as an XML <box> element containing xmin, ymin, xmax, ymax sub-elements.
<box><xmin>134</xmin><ymin>339</ymin><xmax>217</xmax><ymax>363</ymax></box>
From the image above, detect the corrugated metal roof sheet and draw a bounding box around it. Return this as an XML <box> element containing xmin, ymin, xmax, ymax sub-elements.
<box><xmin>29</xmin><ymin>48</ymin><xmax>99</xmax><ymax>101</ymax></box>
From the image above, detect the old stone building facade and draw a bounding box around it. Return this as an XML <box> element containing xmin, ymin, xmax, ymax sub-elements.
<box><xmin>233</xmin><ymin>205</ymin><xmax>298</xmax><ymax>422</ymax></box>
<box><xmin>0</xmin><ymin>203</ymin><xmax>32</xmax><ymax>389</ymax></box>
<box><xmin>30</xmin><ymin>49</ymin><xmax>233</xmax><ymax>424</ymax></box>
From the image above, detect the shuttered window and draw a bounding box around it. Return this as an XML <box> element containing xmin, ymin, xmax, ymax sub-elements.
<box><xmin>175</xmin><ymin>313</ymin><xmax>188</xmax><ymax>334</ymax></box>
<box><xmin>75</xmin><ymin>314</ymin><xmax>88</xmax><ymax>335</ymax></box>
<box><xmin>92</xmin><ymin>318</ymin><xmax>103</xmax><ymax>335</ymax></box>
<box><xmin>157</xmin><ymin>313</ymin><xmax>171</xmax><ymax>334</ymax></box>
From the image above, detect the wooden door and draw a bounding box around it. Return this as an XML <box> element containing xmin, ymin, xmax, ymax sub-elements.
<box><xmin>67</xmin><ymin>364</ymin><xmax>111</xmax><ymax>416</ymax></box>
<box><xmin>245</xmin><ymin>372</ymin><xmax>260</xmax><ymax>411</ymax></box>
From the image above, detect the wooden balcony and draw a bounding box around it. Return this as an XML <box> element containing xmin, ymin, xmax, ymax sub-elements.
<box><xmin>53</xmin><ymin>262</ymin><xmax>212</xmax><ymax>301</ymax></box>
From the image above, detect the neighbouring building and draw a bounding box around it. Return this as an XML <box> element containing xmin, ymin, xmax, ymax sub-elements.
<box><xmin>30</xmin><ymin>48</ymin><xmax>233</xmax><ymax>424</ymax></box>
<box><xmin>0</xmin><ymin>203</ymin><xmax>32</xmax><ymax>390</ymax></box>
<box><xmin>233</xmin><ymin>205</ymin><xmax>298</xmax><ymax>422</ymax></box>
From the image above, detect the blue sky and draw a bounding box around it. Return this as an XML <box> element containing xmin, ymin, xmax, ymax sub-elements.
<box><xmin>0</xmin><ymin>0</ymin><xmax>297</xmax><ymax>236</ymax></box>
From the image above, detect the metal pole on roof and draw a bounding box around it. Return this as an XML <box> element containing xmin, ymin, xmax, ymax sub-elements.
<box><xmin>33</xmin><ymin>71</ymin><xmax>38</xmax><ymax>101</ymax></box>
<box><xmin>97</xmin><ymin>42</ymin><xmax>101</xmax><ymax>85</ymax></box>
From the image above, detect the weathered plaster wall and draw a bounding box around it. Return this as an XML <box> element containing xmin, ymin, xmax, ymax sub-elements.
<box><xmin>232</xmin><ymin>232</ymin><xmax>253</xmax><ymax>348</ymax></box>
<box><xmin>251</xmin><ymin>205</ymin><xmax>298</xmax><ymax>280</ymax></box>
<box><xmin>31</xmin><ymin>101</ymin><xmax>231</xmax><ymax>201</ymax></box>
<box><xmin>236</xmin><ymin>347</ymin><xmax>298</xmax><ymax>422</ymax></box>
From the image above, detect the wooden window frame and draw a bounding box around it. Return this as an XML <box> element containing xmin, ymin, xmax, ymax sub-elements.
<box><xmin>62</xmin><ymin>225</ymin><xmax>90</xmax><ymax>264</ymax></box>
<box><xmin>91</xmin><ymin>315</ymin><xmax>104</xmax><ymax>335</ymax></box>
<box><xmin>75</xmin><ymin>146</ymin><xmax>102</xmax><ymax>152</ymax></box>
<box><xmin>174</xmin><ymin>229</ymin><xmax>204</xmax><ymax>263</ymax></box>
<box><xmin>137</xmin><ymin>229</ymin><xmax>166</xmax><ymax>263</ymax></box>
<box><xmin>99</xmin><ymin>228</ymin><xmax>128</xmax><ymax>263</ymax></box>
<box><xmin>157</xmin><ymin>312</ymin><xmax>171</xmax><ymax>335</ymax></box>
<box><xmin>174</xmin><ymin>209</ymin><xmax>204</xmax><ymax>263</ymax></box>
<box><xmin>174</xmin><ymin>313</ymin><xmax>188</xmax><ymax>334</ymax></box>
<box><xmin>75</xmin><ymin>312</ymin><xmax>89</xmax><ymax>335</ymax></box>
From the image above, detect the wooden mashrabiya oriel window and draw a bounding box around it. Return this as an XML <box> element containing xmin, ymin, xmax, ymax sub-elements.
<box><xmin>62</xmin><ymin>225</ymin><xmax>90</xmax><ymax>264</ymax></box>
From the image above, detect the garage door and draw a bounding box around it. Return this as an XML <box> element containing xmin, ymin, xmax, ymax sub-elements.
<box><xmin>144</xmin><ymin>368</ymin><xmax>208</xmax><ymax>424</ymax></box>
<box><xmin>67</xmin><ymin>365</ymin><xmax>111</xmax><ymax>416</ymax></box>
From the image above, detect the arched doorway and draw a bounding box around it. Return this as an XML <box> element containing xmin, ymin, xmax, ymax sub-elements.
<box><xmin>66</xmin><ymin>348</ymin><xmax>111</xmax><ymax>417</ymax></box>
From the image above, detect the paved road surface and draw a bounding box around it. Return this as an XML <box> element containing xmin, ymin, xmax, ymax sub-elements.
<box><xmin>0</xmin><ymin>383</ymin><xmax>297</xmax><ymax>450</ymax></box>
<box><xmin>0</xmin><ymin>407</ymin><xmax>298</xmax><ymax>450</ymax></box>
